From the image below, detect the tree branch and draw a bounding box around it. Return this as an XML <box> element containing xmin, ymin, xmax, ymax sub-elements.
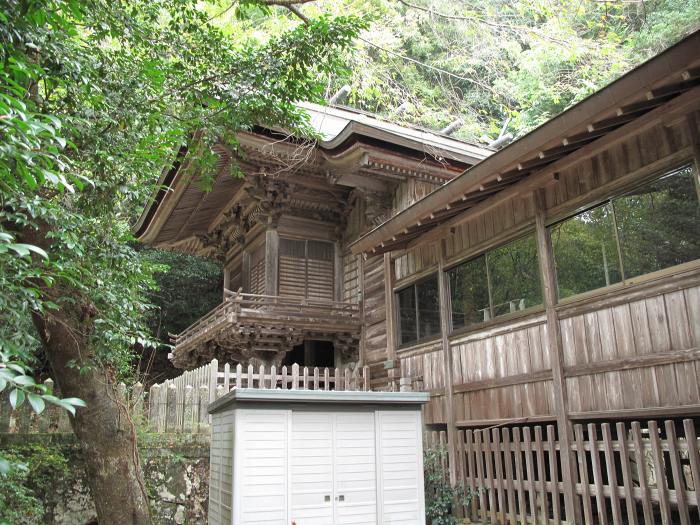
<box><xmin>395</xmin><ymin>0</ymin><xmax>569</xmax><ymax>45</ymax></box>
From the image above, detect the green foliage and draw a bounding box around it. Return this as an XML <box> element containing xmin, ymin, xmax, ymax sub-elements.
<box><xmin>0</xmin><ymin>442</ymin><xmax>70</xmax><ymax>525</ymax></box>
<box><xmin>248</xmin><ymin>0</ymin><xmax>699</xmax><ymax>141</ymax></box>
<box><xmin>424</xmin><ymin>447</ymin><xmax>474</xmax><ymax>525</ymax></box>
<box><xmin>141</xmin><ymin>248</ymin><xmax>223</xmax><ymax>341</ymax></box>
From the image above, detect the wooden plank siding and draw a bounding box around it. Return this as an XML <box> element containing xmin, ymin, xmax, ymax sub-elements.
<box><xmin>385</xmin><ymin>108</ymin><xmax>700</xmax><ymax>431</ymax></box>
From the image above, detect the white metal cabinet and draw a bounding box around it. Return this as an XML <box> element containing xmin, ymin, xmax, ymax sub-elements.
<box><xmin>290</xmin><ymin>411</ymin><xmax>377</xmax><ymax>525</ymax></box>
<box><xmin>208</xmin><ymin>388</ymin><xmax>429</xmax><ymax>525</ymax></box>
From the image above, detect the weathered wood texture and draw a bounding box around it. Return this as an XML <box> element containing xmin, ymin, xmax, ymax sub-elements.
<box><xmin>392</xmin><ymin>113</ymin><xmax>700</xmax><ymax>426</ymax></box>
<box><xmin>426</xmin><ymin>420</ymin><xmax>700</xmax><ymax>525</ymax></box>
<box><xmin>362</xmin><ymin>254</ymin><xmax>391</xmax><ymax>388</ymax></box>
<box><xmin>392</xmin><ymin>178</ymin><xmax>441</xmax><ymax>218</ymax></box>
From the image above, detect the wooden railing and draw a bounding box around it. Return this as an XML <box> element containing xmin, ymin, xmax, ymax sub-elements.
<box><xmin>426</xmin><ymin>419</ymin><xmax>700</xmax><ymax>525</ymax></box>
<box><xmin>172</xmin><ymin>291</ymin><xmax>361</xmax><ymax>349</ymax></box>
<box><xmin>146</xmin><ymin>360</ymin><xmax>371</xmax><ymax>433</ymax></box>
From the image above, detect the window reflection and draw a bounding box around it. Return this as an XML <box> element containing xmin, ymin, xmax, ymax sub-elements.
<box><xmin>396</xmin><ymin>275</ymin><xmax>440</xmax><ymax>346</ymax></box>
<box><xmin>551</xmin><ymin>203</ymin><xmax>622</xmax><ymax>299</ymax></box>
<box><xmin>551</xmin><ymin>163</ymin><xmax>699</xmax><ymax>298</ymax></box>
<box><xmin>448</xmin><ymin>234</ymin><xmax>542</xmax><ymax>330</ymax></box>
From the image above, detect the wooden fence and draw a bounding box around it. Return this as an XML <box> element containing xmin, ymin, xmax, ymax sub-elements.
<box><xmin>1</xmin><ymin>360</ymin><xmax>371</xmax><ymax>435</ymax></box>
<box><xmin>426</xmin><ymin>419</ymin><xmax>700</xmax><ymax>525</ymax></box>
<box><xmin>146</xmin><ymin>360</ymin><xmax>371</xmax><ymax>433</ymax></box>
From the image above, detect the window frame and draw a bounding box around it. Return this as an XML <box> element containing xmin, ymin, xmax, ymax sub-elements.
<box><xmin>548</xmin><ymin>160</ymin><xmax>700</xmax><ymax>302</ymax></box>
<box><xmin>445</xmin><ymin>231</ymin><xmax>544</xmax><ymax>334</ymax></box>
<box><xmin>394</xmin><ymin>272</ymin><xmax>442</xmax><ymax>348</ymax></box>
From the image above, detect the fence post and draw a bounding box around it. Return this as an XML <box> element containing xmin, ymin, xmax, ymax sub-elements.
<box><xmin>39</xmin><ymin>378</ymin><xmax>55</xmax><ymax>433</ymax></box>
<box><xmin>132</xmin><ymin>382</ymin><xmax>144</xmax><ymax>424</ymax></box>
<box><xmin>209</xmin><ymin>358</ymin><xmax>218</xmax><ymax>405</ymax></box>
<box><xmin>198</xmin><ymin>385</ymin><xmax>209</xmax><ymax>431</ymax></box>
<box><xmin>149</xmin><ymin>384</ymin><xmax>160</xmax><ymax>431</ymax></box>
<box><xmin>362</xmin><ymin>366</ymin><xmax>370</xmax><ymax>391</ymax></box>
<box><xmin>166</xmin><ymin>384</ymin><xmax>177</xmax><ymax>432</ymax></box>
<box><xmin>183</xmin><ymin>385</ymin><xmax>194</xmax><ymax>432</ymax></box>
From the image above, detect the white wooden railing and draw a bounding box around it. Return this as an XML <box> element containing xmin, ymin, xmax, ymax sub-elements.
<box><xmin>146</xmin><ymin>360</ymin><xmax>370</xmax><ymax>433</ymax></box>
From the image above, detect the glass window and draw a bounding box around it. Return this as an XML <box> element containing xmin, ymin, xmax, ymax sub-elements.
<box><xmin>397</xmin><ymin>286</ymin><xmax>417</xmax><ymax>345</ymax></box>
<box><xmin>551</xmin><ymin>203</ymin><xmax>622</xmax><ymax>299</ymax></box>
<box><xmin>448</xmin><ymin>255</ymin><xmax>489</xmax><ymax>329</ymax></box>
<box><xmin>551</xmin><ymin>163</ymin><xmax>700</xmax><ymax>298</ymax></box>
<box><xmin>448</xmin><ymin>234</ymin><xmax>542</xmax><ymax>330</ymax></box>
<box><xmin>614</xmin><ymin>164</ymin><xmax>700</xmax><ymax>279</ymax></box>
<box><xmin>416</xmin><ymin>277</ymin><xmax>441</xmax><ymax>340</ymax></box>
<box><xmin>489</xmin><ymin>234</ymin><xmax>543</xmax><ymax>316</ymax></box>
<box><xmin>396</xmin><ymin>275</ymin><xmax>440</xmax><ymax>346</ymax></box>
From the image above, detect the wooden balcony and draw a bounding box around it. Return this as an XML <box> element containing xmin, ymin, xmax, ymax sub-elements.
<box><xmin>170</xmin><ymin>290</ymin><xmax>361</xmax><ymax>368</ymax></box>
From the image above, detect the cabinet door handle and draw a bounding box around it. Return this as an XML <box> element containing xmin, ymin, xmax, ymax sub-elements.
<box><xmin>324</xmin><ymin>495</ymin><xmax>331</xmax><ymax>502</ymax></box>
<box><xmin>337</xmin><ymin>495</ymin><xmax>345</xmax><ymax>502</ymax></box>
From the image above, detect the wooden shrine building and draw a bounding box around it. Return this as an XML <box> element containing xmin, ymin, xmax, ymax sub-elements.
<box><xmin>135</xmin><ymin>101</ymin><xmax>491</xmax><ymax>374</ymax></box>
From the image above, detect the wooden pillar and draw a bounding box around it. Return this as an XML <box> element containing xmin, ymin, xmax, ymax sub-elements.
<box><xmin>222</xmin><ymin>267</ymin><xmax>230</xmax><ymax>300</ymax></box>
<box><xmin>534</xmin><ymin>189</ymin><xmax>579</xmax><ymax>524</ymax></box>
<box><xmin>437</xmin><ymin>242</ymin><xmax>458</xmax><ymax>485</ymax></box>
<box><xmin>685</xmin><ymin>112</ymin><xmax>700</xmax><ymax>203</ymax></box>
<box><xmin>358</xmin><ymin>254</ymin><xmax>366</xmax><ymax>367</ymax></box>
<box><xmin>334</xmin><ymin>242</ymin><xmax>343</xmax><ymax>302</ymax></box>
<box><xmin>241</xmin><ymin>250</ymin><xmax>251</xmax><ymax>293</ymax></box>
<box><xmin>383</xmin><ymin>252</ymin><xmax>397</xmax><ymax>384</ymax></box>
<box><xmin>265</xmin><ymin>228</ymin><xmax>279</xmax><ymax>296</ymax></box>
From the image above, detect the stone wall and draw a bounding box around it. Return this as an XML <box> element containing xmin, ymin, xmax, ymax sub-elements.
<box><xmin>0</xmin><ymin>433</ymin><xmax>210</xmax><ymax>525</ymax></box>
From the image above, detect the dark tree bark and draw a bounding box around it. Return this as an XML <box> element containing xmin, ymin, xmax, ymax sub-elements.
<box><xmin>24</xmin><ymin>225</ymin><xmax>152</xmax><ymax>525</ymax></box>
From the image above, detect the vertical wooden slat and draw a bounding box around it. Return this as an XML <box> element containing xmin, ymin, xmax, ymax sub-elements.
<box><xmin>259</xmin><ymin>365</ymin><xmax>266</xmax><ymax>389</ymax></box>
<box><xmin>456</xmin><ymin>429</ymin><xmax>467</xmax><ymax>515</ymax></box>
<box><xmin>223</xmin><ymin>362</ymin><xmax>230</xmax><ymax>392</ymax></box>
<box><xmin>682</xmin><ymin>419</ymin><xmax>700</xmax><ymax>523</ymax></box>
<box><xmin>362</xmin><ymin>365</ymin><xmax>370</xmax><ymax>391</ymax></box>
<box><xmin>492</xmin><ymin>428</ymin><xmax>506</xmax><ymax>525</ymax></box>
<box><xmin>512</xmin><ymin>427</ymin><xmax>527</xmax><ymax>525</ymax></box>
<box><xmin>235</xmin><ymin>364</ymin><xmax>242</xmax><ymax>389</ymax></box>
<box><xmin>323</xmin><ymin>367</ymin><xmax>330</xmax><ymax>391</ymax></box>
<box><xmin>291</xmin><ymin>363</ymin><xmax>299</xmax><ymax>390</ymax></box>
<box><xmin>281</xmin><ymin>365</ymin><xmax>288</xmax><ymax>389</ymax></box>
<box><xmin>631</xmin><ymin>421</ymin><xmax>654</xmax><ymax>525</ymax></box>
<box><xmin>664</xmin><ymin>420</ymin><xmax>691</xmax><ymax>525</ymax></box>
<box><xmin>615</xmin><ymin>422</ymin><xmax>639</xmax><ymax>525</ymax></box>
<box><xmin>475</xmin><ymin>430</ymin><xmax>488</xmax><ymax>523</ymax></box>
<box><xmin>502</xmin><ymin>428</ymin><xmax>517</xmax><ymax>525</ymax></box>
<box><xmin>313</xmin><ymin>367</ymin><xmax>319</xmax><ymax>390</ymax></box>
<box><xmin>270</xmin><ymin>365</ymin><xmax>277</xmax><ymax>389</ymax></box>
<box><xmin>303</xmin><ymin>366</ymin><xmax>309</xmax><ymax>390</ymax></box>
<box><xmin>344</xmin><ymin>368</ymin><xmax>351</xmax><ymax>391</ymax></box>
<box><xmin>484</xmin><ymin>429</ymin><xmax>497</xmax><ymax>523</ymax></box>
<box><xmin>601</xmin><ymin>423</ymin><xmax>623</xmax><ymax>525</ymax></box>
<box><xmin>547</xmin><ymin>425</ymin><xmax>561</xmax><ymax>524</ymax></box>
<box><xmin>247</xmin><ymin>364</ymin><xmax>254</xmax><ymax>388</ymax></box>
<box><xmin>466</xmin><ymin>430</ymin><xmax>478</xmax><ymax>522</ymax></box>
<box><xmin>334</xmin><ymin>367</ymin><xmax>342</xmax><ymax>390</ymax></box>
<box><xmin>574</xmin><ymin>424</ymin><xmax>595</xmax><ymax>525</ymax></box>
<box><xmin>588</xmin><ymin>423</ymin><xmax>609</xmax><ymax>525</ymax></box>
<box><xmin>523</xmin><ymin>427</ymin><xmax>538</xmax><ymax>523</ymax></box>
<box><xmin>648</xmin><ymin>420</ymin><xmax>672</xmax><ymax>525</ymax></box>
<box><xmin>534</xmin><ymin>426</ymin><xmax>548</xmax><ymax>525</ymax></box>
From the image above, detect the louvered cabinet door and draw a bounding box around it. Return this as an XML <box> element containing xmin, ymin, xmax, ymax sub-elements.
<box><xmin>376</xmin><ymin>411</ymin><xmax>425</xmax><ymax>525</ymax></box>
<box><xmin>233</xmin><ymin>410</ymin><xmax>289</xmax><ymax>525</ymax></box>
<box><xmin>333</xmin><ymin>412</ymin><xmax>378</xmax><ymax>525</ymax></box>
<box><xmin>290</xmin><ymin>412</ymin><xmax>335</xmax><ymax>525</ymax></box>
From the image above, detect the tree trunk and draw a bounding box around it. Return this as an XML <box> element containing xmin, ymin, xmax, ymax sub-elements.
<box><xmin>24</xmin><ymin>226</ymin><xmax>152</xmax><ymax>524</ymax></box>
<box><xmin>32</xmin><ymin>294</ymin><xmax>153</xmax><ymax>524</ymax></box>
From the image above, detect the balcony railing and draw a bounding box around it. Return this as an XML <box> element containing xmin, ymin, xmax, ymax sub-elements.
<box><xmin>171</xmin><ymin>290</ymin><xmax>361</xmax><ymax>353</ymax></box>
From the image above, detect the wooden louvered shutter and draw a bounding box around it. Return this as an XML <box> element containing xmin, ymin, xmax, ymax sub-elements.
<box><xmin>249</xmin><ymin>245</ymin><xmax>266</xmax><ymax>295</ymax></box>
<box><xmin>278</xmin><ymin>238</ymin><xmax>335</xmax><ymax>300</ymax></box>
<box><xmin>279</xmin><ymin>238</ymin><xmax>307</xmax><ymax>297</ymax></box>
<box><xmin>306</xmin><ymin>240</ymin><xmax>334</xmax><ymax>301</ymax></box>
